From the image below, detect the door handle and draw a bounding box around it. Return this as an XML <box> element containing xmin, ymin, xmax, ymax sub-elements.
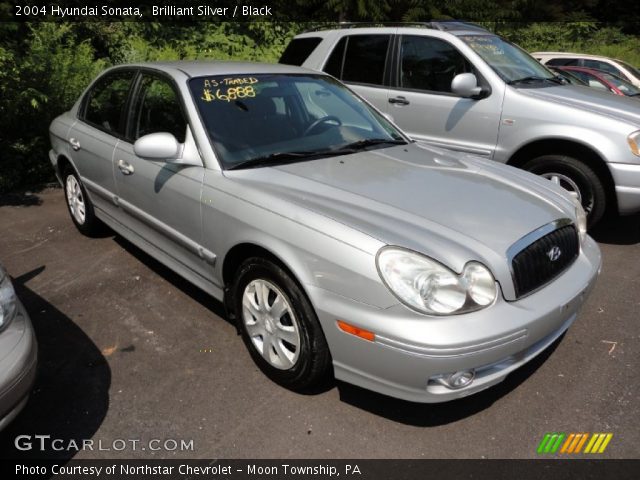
<box><xmin>117</xmin><ymin>159</ymin><xmax>134</xmax><ymax>175</ymax></box>
<box><xmin>388</xmin><ymin>96</ymin><xmax>410</xmax><ymax>106</ymax></box>
<box><xmin>69</xmin><ymin>138</ymin><xmax>81</xmax><ymax>151</ymax></box>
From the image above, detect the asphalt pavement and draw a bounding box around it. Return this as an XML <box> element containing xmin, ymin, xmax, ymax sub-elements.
<box><xmin>0</xmin><ymin>187</ymin><xmax>638</xmax><ymax>460</ymax></box>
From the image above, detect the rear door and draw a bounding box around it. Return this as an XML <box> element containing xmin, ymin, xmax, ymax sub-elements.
<box><xmin>321</xmin><ymin>32</ymin><xmax>394</xmax><ymax>116</ymax></box>
<box><xmin>385</xmin><ymin>34</ymin><xmax>502</xmax><ymax>157</ymax></box>
<box><xmin>69</xmin><ymin>69</ymin><xmax>136</xmax><ymax>218</ymax></box>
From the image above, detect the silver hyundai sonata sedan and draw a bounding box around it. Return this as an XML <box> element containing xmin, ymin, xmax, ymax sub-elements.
<box><xmin>49</xmin><ymin>62</ymin><xmax>600</xmax><ymax>402</ymax></box>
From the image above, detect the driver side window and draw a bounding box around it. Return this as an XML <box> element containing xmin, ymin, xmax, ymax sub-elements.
<box><xmin>399</xmin><ymin>36</ymin><xmax>473</xmax><ymax>93</ymax></box>
<box><xmin>132</xmin><ymin>74</ymin><xmax>187</xmax><ymax>142</ymax></box>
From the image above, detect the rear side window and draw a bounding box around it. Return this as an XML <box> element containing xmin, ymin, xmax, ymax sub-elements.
<box><xmin>582</xmin><ymin>59</ymin><xmax>624</xmax><ymax>78</ymax></box>
<box><xmin>279</xmin><ymin>37</ymin><xmax>322</xmax><ymax>66</ymax></box>
<box><xmin>323</xmin><ymin>37</ymin><xmax>347</xmax><ymax>78</ymax></box>
<box><xmin>83</xmin><ymin>70</ymin><xmax>135</xmax><ymax>136</ymax></box>
<box><xmin>323</xmin><ymin>35</ymin><xmax>390</xmax><ymax>86</ymax></box>
<box><xmin>546</xmin><ymin>58</ymin><xmax>580</xmax><ymax>67</ymax></box>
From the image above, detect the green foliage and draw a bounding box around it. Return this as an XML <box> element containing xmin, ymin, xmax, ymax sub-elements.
<box><xmin>501</xmin><ymin>23</ymin><xmax>640</xmax><ymax>66</ymax></box>
<box><xmin>0</xmin><ymin>23</ymin><xmax>108</xmax><ymax>193</ymax></box>
<box><xmin>1</xmin><ymin>17</ymin><xmax>640</xmax><ymax>193</ymax></box>
<box><xmin>0</xmin><ymin>21</ymin><xmax>300</xmax><ymax>192</ymax></box>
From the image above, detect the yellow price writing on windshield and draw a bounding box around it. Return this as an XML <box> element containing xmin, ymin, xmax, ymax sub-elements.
<box><xmin>202</xmin><ymin>85</ymin><xmax>256</xmax><ymax>102</ymax></box>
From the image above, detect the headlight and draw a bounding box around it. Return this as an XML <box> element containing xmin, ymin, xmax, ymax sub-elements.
<box><xmin>0</xmin><ymin>266</ymin><xmax>17</xmax><ymax>330</ymax></box>
<box><xmin>627</xmin><ymin>130</ymin><xmax>640</xmax><ymax>156</ymax></box>
<box><xmin>377</xmin><ymin>247</ymin><xmax>497</xmax><ymax>315</ymax></box>
<box><xmin>572</xmin><ymin>196</ymin><xmax>587</xmax><ymax>243</ymax></box>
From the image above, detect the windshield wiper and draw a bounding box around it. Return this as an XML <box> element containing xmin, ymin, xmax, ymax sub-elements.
<box><xmin>227</xmin><ymin>149</ymin><xmax>346</xmax><ymax>170</ymax></box>
<box><xmin>333</xmin><ymin>138</ymin><xmax>407</xmax><ymax>152</ymax></box>
<box><xmin>507</xmin><ymin>75</ymin><xmax>559</xmax><ymax>85</ymax></box>
<box><xmin>227</xmin><ymin>139</ymin><xmax>407</xmax><ymax>170</ymax></box>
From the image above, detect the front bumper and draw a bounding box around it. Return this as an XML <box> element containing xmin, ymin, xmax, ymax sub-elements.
<box><xmin>0</xmin><ymin>299</ymin><xmax>38</xmax><ymax>431</ymax></box>
<box><xmin>609</xmin><ymin>162</ymin><xmax>640</xmax><ymax>215</ymax></box>
<box><xmin>310</xmin><ymin>236</ymin><xmax>601</xmax><ymax>403</ymax></box>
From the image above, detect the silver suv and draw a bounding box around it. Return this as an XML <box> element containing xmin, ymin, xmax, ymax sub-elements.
<box><xmin>282</xmin><ymin>22</ymin><xmax>640</xmax><ymax>227</ymax></box>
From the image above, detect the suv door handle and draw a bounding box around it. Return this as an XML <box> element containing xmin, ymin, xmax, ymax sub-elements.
<box><xmin>117</xmin><ymin>159</ymin><xmax>134</xmax><ymax>175</ymax></box>
<box><xmin>389</xmin><ymin>96</ymin><xmax>410</xmax><ymax>106</ymax></box>
<box><xmin>69</xmin><ymin>138</ymin><xmax>81</xmax><ymax>150</ymax></box>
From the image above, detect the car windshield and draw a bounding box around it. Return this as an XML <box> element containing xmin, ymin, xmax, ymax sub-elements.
<box><xmin>189</xmin><ymin>73</ymin><xmax>406</xmax><ymax>169</ymax></box>
<box><xmin>618</xmin><ymin>60</ymin><xmax>640</xmax><ymax>82</ymax></box>
<box><xmin>548</xmin><ymin>67</ymin><xmax>587</xmax><ymax>86</ymax></box>
<box><xmin>460</xmin><ymin>35</ymin><xmax>557</xmax><ymax>85</ymax></box>
<box><xmin>599</xmin><ymin>72</ymin><xmax>640</xmax><ymax>96</ymax></box>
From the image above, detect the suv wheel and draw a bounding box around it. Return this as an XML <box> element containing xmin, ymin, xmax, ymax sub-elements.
<box><xmin>232</xmin><ymin>257</ymin><xmax>332</xmax><ymax>392</ymax></box>
<box><xmin>523</xmin><ymin>155</ymin><xmax>606</xmax><ymax>228</ymax></box>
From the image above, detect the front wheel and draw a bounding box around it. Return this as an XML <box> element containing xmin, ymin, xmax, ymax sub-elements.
<box><xmin>523</xmin><ymin>155</ymin><xmax>607</xmax><ymax>228</ymax></box>
<box><xmin>232</xmin><ymin>257</ymin><xmax>332</xmax><ymax>392</ymax></box>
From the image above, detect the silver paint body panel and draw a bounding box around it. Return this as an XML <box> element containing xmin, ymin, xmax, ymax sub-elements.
<box><xmin>49</xmin><ymin>61</ymin><xmax>600</xmax><ymax>402</ymax></box>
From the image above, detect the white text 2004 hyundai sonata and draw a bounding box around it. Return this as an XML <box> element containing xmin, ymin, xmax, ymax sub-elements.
<box><xmin>49</xmin><ymin>62</ymin><xmax>600</xmax><ymax>402</ymax></box>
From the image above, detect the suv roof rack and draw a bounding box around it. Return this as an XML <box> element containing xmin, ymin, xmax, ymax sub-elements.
<box><xmin>304</xmin><ymin>20</ymin><xmax>489</xmax><ymax>34</ymax></box>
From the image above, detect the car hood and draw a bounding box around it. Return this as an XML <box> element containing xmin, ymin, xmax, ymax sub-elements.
<box><xmin>518</xmin><ymin>84</ymin><xmax>640</xmax><ymax>127</ymax></box>
<box><xmin>225</xmin><ymin>143</ymin><xmax>575</xmax><ymax>300</ymax></box>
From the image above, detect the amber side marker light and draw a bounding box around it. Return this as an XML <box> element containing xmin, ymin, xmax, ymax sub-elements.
<box><xmin>337</xmin><ymin>320</ymin><xmax>375</xmax><ymax>341</ymax></box>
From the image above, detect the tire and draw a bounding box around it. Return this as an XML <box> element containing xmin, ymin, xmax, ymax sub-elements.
<box><xmin>62</xmin><ymin>167</ymin><xmax>104</xmax><ymax>236</ymax></box>
<box><xmin>232</xmin><ymin>257</ymin><xmax>332</xmax><ymax>392</ymax></box>
<box><xmin>522</xmin><ymin>155</ymin><xmax>607</xmax><ymax>228</ymax></box>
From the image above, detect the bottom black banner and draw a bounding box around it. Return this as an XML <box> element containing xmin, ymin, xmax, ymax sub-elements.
<box><xmin>3</xmin><ymin>459</ymin><xmax>639</xmax><ymax>480</ymax></box>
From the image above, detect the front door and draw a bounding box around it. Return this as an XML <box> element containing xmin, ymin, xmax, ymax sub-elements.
<box><xmin>387</xmin><ymin>35</ymin><xmax>502</xmax><ymax>157</ymax></box>
<box><xmin>113</xmin><ymin>72</ymin><xmax>211</xmax><ymax>283</ymax></box>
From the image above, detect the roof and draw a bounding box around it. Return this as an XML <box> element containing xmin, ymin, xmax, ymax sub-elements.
<box><xmin>532</xmin><ymin>52</ymin><xmax>615</xmax><ymax>60</ymax></box>
<box><xmin>113</xmin><ymin>61</ymin><xmax>319</xmax><ymax>78</ymax></box>
<box><xmin>300</xmin><ymin>21</ymin><xmax>492</xmax><ymax>37</ymax></box>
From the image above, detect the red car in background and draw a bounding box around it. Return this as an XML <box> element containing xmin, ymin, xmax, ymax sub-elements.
<box><xmin>557</xmin><ymin>66</ymin><xmax>640</xmax><ymax>98</ymax></box>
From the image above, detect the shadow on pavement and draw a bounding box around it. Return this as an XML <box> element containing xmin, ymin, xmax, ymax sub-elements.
<box><xmin>337</xmin><ymin>334</ymin><xmax>562</xmax><ymax>426</ymax></box>
<box><xmin>0</xmin><ymin>192</ymin><xmax>43</xmax><ymax>207</ymax></box>
<box><xmin>590</xmin><ymin>213</ymin><xmax>640</xmax><ymax>245</ymax></box>
<box><xmin>0</xmin><ymin>267</ymin><xmax>111</xmax><ymax>460</ymax></box>
<box><xmin>113</xmin><ymin>236</ymin><xmax>228</xmax><ymax>324</ymax></box>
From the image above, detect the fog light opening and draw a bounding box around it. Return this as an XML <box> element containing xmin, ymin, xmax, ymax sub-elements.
<box><xmin>439</xmin><ymin>369</ymin><xmax>476</xmax><ymax>389</ymax></box>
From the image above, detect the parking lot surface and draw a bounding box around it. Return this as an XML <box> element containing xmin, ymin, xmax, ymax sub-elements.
<box><xmin>0</xmin><ymin>187</ymin><xmax>638</xmax><ymax>459</ymax></box>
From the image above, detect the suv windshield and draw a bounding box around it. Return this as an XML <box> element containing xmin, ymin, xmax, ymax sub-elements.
<box><xmin>189</xmin><ymin>74</ymin><xmax>406</xmax><ymax>169</ymax></box>
<box><xmin>460</xmin><ymin>35</ymin><xmax>557</xmax><ymax>85</ymax></box>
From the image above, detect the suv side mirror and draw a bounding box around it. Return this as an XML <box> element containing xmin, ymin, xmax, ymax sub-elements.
<box><xmin>134</xmin><ymin>132</ymin><xmax>181</xmax><ymax>159</ymax></box>
<box><xmin>451</xmin><ymin>73</ymin><xmax>485</xmax><ymax>99</ymax></box>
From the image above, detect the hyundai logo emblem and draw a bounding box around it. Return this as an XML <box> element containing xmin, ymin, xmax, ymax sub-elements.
<box><xmin>547</xmin><ymin>246</ymin><xmax>562</xmax><ymax>261</ymax></box>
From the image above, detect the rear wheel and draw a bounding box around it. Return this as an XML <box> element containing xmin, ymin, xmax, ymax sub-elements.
<box><xmin>523</xmin><ymin>155</ymin><xmax>606</xmax><ymax>228</ymax></box>
<box><xmin>232</xmin><ymin>257</ymin><xmax>332</xmax><ymax>392</ymax></box>
<box><xmin>62</xmin><ymin>168</ymin><xmax>104</xmax><ymax>236</ymax></box>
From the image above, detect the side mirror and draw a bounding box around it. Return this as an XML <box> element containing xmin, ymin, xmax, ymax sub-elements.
<box><xmin>134</xmin><ymin>132</ymin><xmax>181</xmax><ymax>160</ymax></box>
<box><xmin>451</xmin><ymin>73</ymin><xmax>484</xmax><ymax>99</ymax></box>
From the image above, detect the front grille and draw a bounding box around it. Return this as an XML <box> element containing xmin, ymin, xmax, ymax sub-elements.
<box><xmin>511</xmin><ymin>225</ymin><xmax>579</xmax><ymax>298</ymax></box>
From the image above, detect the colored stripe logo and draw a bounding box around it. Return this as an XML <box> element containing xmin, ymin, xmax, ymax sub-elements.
<box><xmin>537</xmin><ymin>433</ymin><xmax>613</xmax><ymax>454</ymax></box>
